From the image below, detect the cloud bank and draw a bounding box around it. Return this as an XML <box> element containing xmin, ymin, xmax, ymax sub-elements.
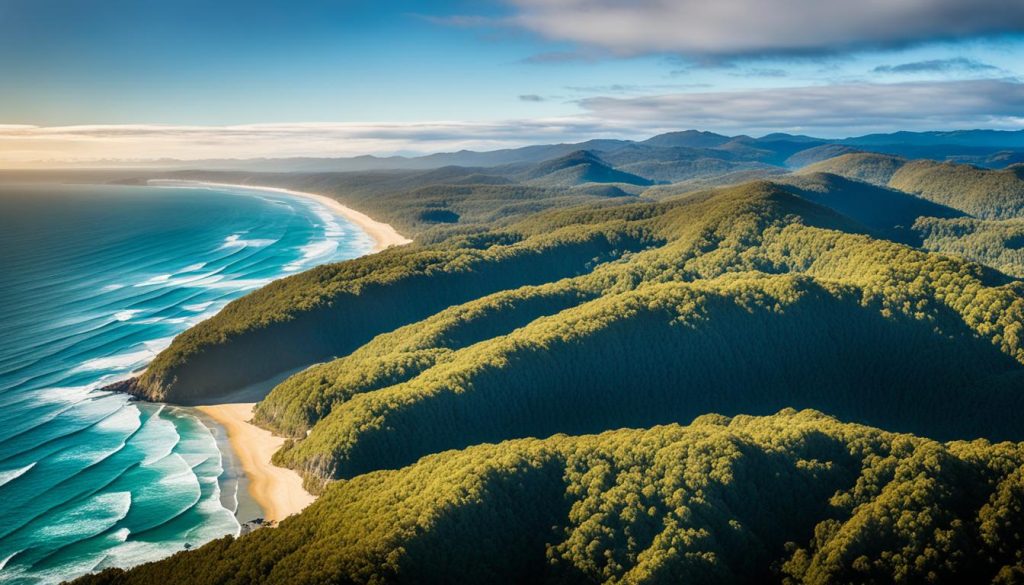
<box><xmin>0</xmin><ymin>120</ymin><xmax>621</xmax><ymax>164</ymax></box>
<box><xmin>504</xmin><ymin>0</ymin><xmax>1024</xmax><ymax>56</ymax></box>
<box><xmin>2</xmin><ymin>80</ymin><xmax>1022</xmax><ymax>164</ymax></box>
<box><xmin>873</xmin><ymin>58</ymin><xmax>1001</xmax><ymax>74</ymax></box>
<box><xmin>579</xmin><ymin>79</ymin><xmax>1024</xmax><ymax>133</ymax></box>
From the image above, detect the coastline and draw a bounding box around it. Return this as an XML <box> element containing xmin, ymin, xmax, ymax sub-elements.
<box><xmin>196</xmin><ymin>401</ymin><xmax>314</xmax><ymax>523</ymax></box>
<box><xmin>153</xmin><ymin>181</ymin><xmax>411</xmax><ymax>523</ymax></box>
<box><xmin>150</xmin><ymin>179</ymin><xmax>412</xmax><ymax>252</ymax></box>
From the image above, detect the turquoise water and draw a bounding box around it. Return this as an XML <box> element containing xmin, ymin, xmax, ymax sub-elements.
<box><xmin>0</xmin><ymin>182</ymin><xmax>373</xmax><ymax>583</ymax></box>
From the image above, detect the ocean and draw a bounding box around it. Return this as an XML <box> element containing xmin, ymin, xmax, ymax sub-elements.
<box><xmin>0</xmin><ymin>182</ymin><xmax>373</xmax><ymax>583</ymax></box>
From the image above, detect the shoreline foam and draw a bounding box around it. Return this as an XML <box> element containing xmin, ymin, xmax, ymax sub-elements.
<box><xmin>151</xmin><ymin>180</ymin><xmax>412</xmax><ymax>252</ymax></box>
<box><xmin>157</xmin><ymin>181</ymin><xmax>411</xmax><ymax>522</ymax></box>
<box><xmin>195</xmin><ymin>402</ymin><xmax>314</xmax><ymax>523</ymax></box>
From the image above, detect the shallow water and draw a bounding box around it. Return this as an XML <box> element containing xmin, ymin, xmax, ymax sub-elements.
<box><xmin>0</xmin><ymin>182</ymin><xmax>372</xmax><ymax>583</ymax></box>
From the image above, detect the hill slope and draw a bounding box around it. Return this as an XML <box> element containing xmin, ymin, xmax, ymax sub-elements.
<box><xmin>114</xmin><ymin>180</ymin><xmax>1024</xmax><ymax>493</ymax></box>
<box><xmin>77</xmin><ymin>410</ymin><xmax>1024</xmax><ymax>585</ymax></box>
<box><xmin>522</xmin><ymin>150</ymin><xmax>654</xmax><ymax>187</ymax></box>
<box><xmin>802</xmin><ymin>154</ymin><xmax>1024</xmax><ymax>219</ymax></box>
<box><xmin>72</xmin><ymin>155</ymin><xmax>1024</xmax><ymax>585</ymax></box>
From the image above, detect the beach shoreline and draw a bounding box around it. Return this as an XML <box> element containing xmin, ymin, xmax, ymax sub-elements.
<box><xmin>150</xmin><ymin>179</ymin><xmax>412</xmax><ymax>252</ymax></box>
<box><xmin>195</xmin><ymin>402</ymin><xmax>314</xmax><ymax>523</ymax></box>
<box><xmin>153</xmin><ymin>181</ymin><xmax>411</xmax><ymax>523</ymax></box>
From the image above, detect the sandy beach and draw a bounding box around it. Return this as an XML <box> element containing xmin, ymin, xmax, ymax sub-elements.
<box><xmin>196</xmin><ymin>402</ymin><xmax>314</xmax><ymax>523</ymax></box>
<box><xmin>151</xmin><ymin>180</ymin><xmax>412</xmax><ymax>252</ymax></box>
<box><xmin>162</xmin><ymin>181</ymin><xmax>411</xmax><ymax>522</ymax></box>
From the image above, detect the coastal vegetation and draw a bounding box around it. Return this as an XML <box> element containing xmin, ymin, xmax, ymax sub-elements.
<box><xmin>76</xmin><ymin>409</ymin><xmax>1024</xmax><ymax>584</ymax></box>
<box><xmin>67</xmin><ymin>139</ymin><xmax>1024</xmax><ymax>584</ymax></box>
<box><xmin>119</xmin><ymin>175</ymin><xmax>1024</xmax><ymax>490</ymax></box>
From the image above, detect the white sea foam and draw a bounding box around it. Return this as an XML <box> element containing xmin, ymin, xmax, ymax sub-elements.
<box><xmin>137</xmin><ymin>316</ymin><xmax>191</xmax><ymax>325</ymax></box>
<box><xmin>1</xmin><ymin>181</ymin><xmax>375</xmax><ymax>582</ymax></box>
<box><xmin>34</xmin><ymin>491</ymin><xmax>132</xmax><ymax>542</ymax></box>
<box><xmin>72</xmin><ymin>349</ymin><xmax>154</xmax><ymax>373</ymax></box>
<box><xmin>143</xmin><ymin>336</ymin><xmax>176</xmax><ymax>354</ymax></box>
<box><xmin>133</xmin><ymin>270</ymin><xmax>225</xmax><ymax>290</ymax></box>
<box><xmin>283</xmin><ymin>239</ymin><xmax>339</xmax><ymax>272</ymax></box>
<box><xmin>123</xmin><ymin>452</ymin><xmax>202</xmax><ymax>534</ymax></box>
<box><xmin>0</xmin><ymin>463</ymin><xmax>36</xmax><ymax>488</ymax></box>
<box><xmin>134</xmin><ymin>274</ymin><xmax>172</xmax><ymax>287</ymax></box>
<box><xmin>131</xmin><ymin>407</ymin><xmax>179</xmax><ymax>466</ymax></box>
<box><xmin>199</xmin><ymin>278</ymin><xmax>273</xmax><ymax>291</ymax></box>
<box><xmin>219</xmin><ymin>233</ymin><xmax>276</xmax><ymax>249</ymax></box>
<box><xmin>113</xmin><ymin>310</ymin><xmax>142</xmax><ymax>322</ymax></box>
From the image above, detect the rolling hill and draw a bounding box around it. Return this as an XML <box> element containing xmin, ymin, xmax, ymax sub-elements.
<box><xmin>113</xmin><ymin>179</ymin><xmax>1024</xmax><ymax>493</ymax></box>
<box><xmin>801</xmin><ymin>154</ymin><xmax>1024</xmax><ymax>219</ymax></box>
<box><xmin>76</xmin><ymin>410</ymin><xmax>1024</xmax><ymax>585</ymax></box>
<box><xmin>67</xmin><ymin>135</ymin><xmax>1024</xmax><ymax>585</ymax></box>
<box><xmin>521</xmin><ymin>150</ymin><xmax>654</xmax><ymax>187</ymax></box>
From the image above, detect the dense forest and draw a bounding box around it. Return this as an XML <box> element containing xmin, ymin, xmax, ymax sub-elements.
<box><xmin>802</xmin><ymin>154</ymin><xmax>1024</xmax><ymax>219</ymax></box>
<box><xmin>64</xmin><ymin>139</ymin><xmax>1024</xmax><ymax>583</ymax></box>
<box><xmin>77</xmin><ymin>410</ymin><xmax>1024</xmax><ymax>584</ymax></box>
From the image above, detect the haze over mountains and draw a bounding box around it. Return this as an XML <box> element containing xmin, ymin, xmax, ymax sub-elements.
<box><xmin>56</xmin><ymin>128</ymin><xmax>1024</xmax><ymax>174</ymax></box>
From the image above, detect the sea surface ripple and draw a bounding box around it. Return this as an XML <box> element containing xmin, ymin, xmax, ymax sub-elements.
<box><xmin>0</xmin><ymin>183</ymin><xmax>372</xmax><ymax>583</ymax></box>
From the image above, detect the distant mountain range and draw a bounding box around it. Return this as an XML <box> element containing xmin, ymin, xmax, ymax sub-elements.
<box><xmin>67</xmin><ymin>128</ymin><xmax>1024</xmax><ymax>174</ymax></box>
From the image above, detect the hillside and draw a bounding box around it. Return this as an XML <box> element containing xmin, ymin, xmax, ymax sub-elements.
<box><xmin>914</xmin><ymin>216</ymin><xmax>1024</xmax><ymax>278</ymax></box>
<box><xmin>800</xmin><ymin>153</ymin><xmax>908</xmax><ymax>185</ymax></box>
<box><xmin>76</xmin><ymin>409</ymin><xmax>1024</xmax><ymax>585</ymax></box>
<box><xmin>801</xmin><ymin>154</ymin><xmax>1024</xmax><ymax>219</ymax></box>
<box><xmin>108</xmin><ymin>179</ymin><xmax>1024</xmax><ymax>492</ymax></box>
<box><xmin>772</xmin><ymin>172</ymin><xmax>964</xmax><ymax>243</ymax></box>
<box><xmin>61</xmin><ymin>140</ymin><xmax>1024</xmax><ymax>584</ymax></box>
<box><xmin>31</xmin><ymin>128</ymin><xmax>1024</xmax><ymax>175</ymax></box>
<box><xmin>521</xmin><ymin>150</ymin><xmax>653</xmax><ymax>187</ymax></box>
<box><xmin>784</xmin><ymin>144</ymin><xmax>862</xmax><ymax>168</ymax></box>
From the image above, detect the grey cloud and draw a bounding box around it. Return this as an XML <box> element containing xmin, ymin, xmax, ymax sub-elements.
<box><xmin>413</xmin><ymin>14</ymin><xmax>500</xmax><ymax>28</ymax></box>
<box><xmin>518</xmin><ymin>94</ymin><xmax>546</xmax><ymax>102</ymax></box>
<box><xmin>578</xmin><ymin>79</ymin><xmax>1024</xmax><ymax>134</ymax></box>
<box><xmin>564</xmin><ymin>83</ymin><xmax>711</xmax><ymax>94</ymax></box>
<box><xmin>503</xmin><ymin>0</ymin><xmax>1024</xmax><ymax>57</ymax></box>
<box><xmin>520</xmin><ymin>50</ymin><xmax>596</xmax><ymax>64</ymax></box>
<box><xmin>873</xmin><ymin>57</ymin><xmax>1001</xmax><ymax>74</ymax></box>
<box><xmin>731</xmin><ymin>68</ymin><xmax>789</xmax><ymax>78</ymax></box>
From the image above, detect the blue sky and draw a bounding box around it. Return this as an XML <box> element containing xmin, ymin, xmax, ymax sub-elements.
<box><xmin>1</xmin><ymin>0</ymin><xmax>1023</xmax><ymax>161</ymax></box>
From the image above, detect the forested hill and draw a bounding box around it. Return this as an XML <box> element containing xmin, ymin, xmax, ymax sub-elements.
<box><xmin>75</xmin><ymin>141</ymin><xmax>1024</xmax><ymax>584</ymax></box>
<box><xmin>113</xmin><ymin>175</ymin><xmax>1024</xmax><ymax>486</ymax></box>
<box><xmin>801</xmin><ymin>154</ymin><xmax>1024</xmax><ymax>219</ymax></box>
<box><xmin>76</xmin><ymin>410</ymin><xmax>1024</xmax><ymax>585</ymax></box>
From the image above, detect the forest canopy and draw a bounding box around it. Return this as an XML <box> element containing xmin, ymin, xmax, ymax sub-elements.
<box><xmin>77</xmin><ymin>410</ymin><xmax>1024</xmax><ymax>585</ymax></box>
<box><xmin>78</xmin><ymin>148</ymin><xmax>1024</xmax><ymax>584</ymax></box>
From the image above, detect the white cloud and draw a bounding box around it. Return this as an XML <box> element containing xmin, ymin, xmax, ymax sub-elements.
<box><xmin>0</xmin><ymin>120</ymin><xmax>626</xmax><ymax>164</ymax></box>
<box><xmin>504</xmin><ymin>0</ymin><xmax>1024</xmax><ymax>56</ymax></box>
<box><xmin>2</xmin><ymin>80</ymin><xmax>1023</xmax><ymax>164</ymax></box>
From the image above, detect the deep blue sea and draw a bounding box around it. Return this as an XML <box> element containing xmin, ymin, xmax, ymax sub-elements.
<box><xmin>0</xmin><ymin>182</ymin><xmax>372</xmax><ymax>583</ymax></box>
